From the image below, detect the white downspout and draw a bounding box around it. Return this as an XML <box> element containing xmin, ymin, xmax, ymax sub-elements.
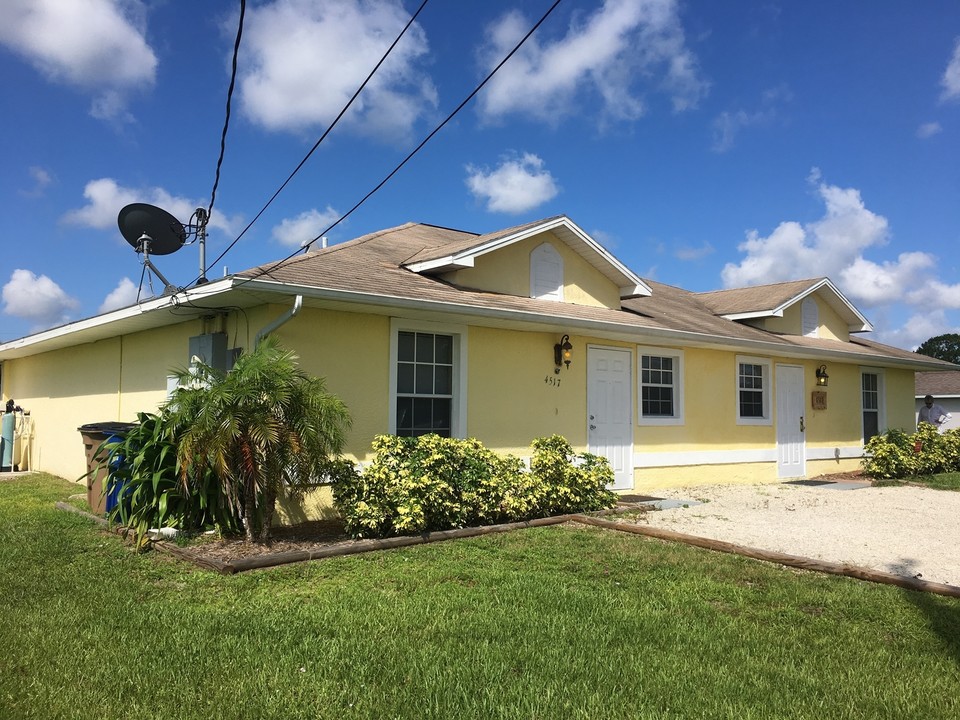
<box><xmin>255</xmin><ymin>295</ymin><xmax>303</xmax><ymax>347</ymax></box>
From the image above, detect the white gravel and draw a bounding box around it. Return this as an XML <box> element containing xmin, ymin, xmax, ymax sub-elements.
<box><xmin>636</xmin><ymin>482</ymin><xmax>960</xmax><ymax>587</ymax></box>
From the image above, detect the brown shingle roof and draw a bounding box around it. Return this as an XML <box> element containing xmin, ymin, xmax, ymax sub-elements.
<box><xmin>916</xmin><ymin>371</ymin><xmax>960</xmax><ymax>397</ymax></box>
<box><xmin>697</xmin><ymin>279</ymin><xmax>824</xmax><ymax>315</ymax></box>
<box><xmin>233</xmin><ymin>222</ymin><xmax>950</xmax><ymax>369</ymax></box>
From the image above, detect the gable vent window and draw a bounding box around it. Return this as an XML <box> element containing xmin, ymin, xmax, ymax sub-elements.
<box><xmin>802</xmin><ymin>297</ymin><xmax>819</xmax><ymax>338</ymax></box>
<box><xmin>530</xmin><ymin>242</ymin><xmax>563</xmax><ymax>301</ymax></box>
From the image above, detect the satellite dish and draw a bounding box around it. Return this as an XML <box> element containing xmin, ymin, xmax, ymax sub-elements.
<box><xmin>117</xmin><ymin>203</ymin><xmax>186</xmax><ymax>256</ymax></box>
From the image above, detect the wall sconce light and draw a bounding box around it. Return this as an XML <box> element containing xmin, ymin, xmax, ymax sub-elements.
<box><xmin>815</xmin><ymin>364</ymin><xmax>829</xmax><ymax>387</ymax></box>
<box><xmin>554</xmin><ymin>334</ymin><xmax>573</xmax><ymax>373</ymax></box>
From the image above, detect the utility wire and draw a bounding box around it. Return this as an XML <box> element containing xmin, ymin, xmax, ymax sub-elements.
<box><xmin>198</xmin><ymin>0</ymin><xmax>431</xmax><ymax>285</ymax></box>
<box><xmin>241</xmin><ymin>0</ymin><xmax>564</xmax><ymax>286</ymax></box>
<box><xmin>206</xmin><ymin>0</ymin><xmax>246</xmax><ymax>223</ymax></box>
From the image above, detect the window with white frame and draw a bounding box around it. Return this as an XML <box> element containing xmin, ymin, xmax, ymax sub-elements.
<box><xmin>736</xmin><ymin>356</ymin><xmax>772</xmax><ymax>425</ymax></box>
<box><xmin>638</xmin><ymin>347</ymin><xmax>684</xmax><ymax>425</ymax></box>
<box><xmin>861</xmin><ymin>369</ymin><xmax>884</xmax><ymax>444</ymax></box>
<box><xmin>390</xmin><ymin>320</ymin><xmax>467</xmax><ymax>438</ymax></box>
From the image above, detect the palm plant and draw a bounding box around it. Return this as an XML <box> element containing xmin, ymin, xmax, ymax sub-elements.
<box><xmin>167</xmin><ymin>335</ymin><xmax>351</xmax><ymax>542</ymax></box>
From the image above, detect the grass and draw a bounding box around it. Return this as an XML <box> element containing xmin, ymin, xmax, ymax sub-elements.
<box><xmin>2</xmin><ymin>474</ymin><xmax>960</xmax><ymax>719</ymax></box>
<box><xmin>872</xmin><ymin>471</ymin><xmax>960</xmax><ymax>491</ymax></box>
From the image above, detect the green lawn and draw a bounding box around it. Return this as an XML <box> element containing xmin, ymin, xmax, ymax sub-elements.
<box><xmin>873</xmin><ymin>471</ymin><xmax>960</xmax><ymax>491</ymax></box>
<box><xmin>2</xmin><ymin>474</ymin><xmax>960</xmax><ymax>720</ymax></box>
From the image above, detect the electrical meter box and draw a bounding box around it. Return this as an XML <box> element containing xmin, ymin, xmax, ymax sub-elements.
<box><xmin>188</xmin><ymin>332</ymin><xmax>228</xmax><ymax>371</ymax></box>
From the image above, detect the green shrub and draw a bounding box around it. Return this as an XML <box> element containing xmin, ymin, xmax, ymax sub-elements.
<box><xmin>332</xmin><ymin>434</ymin><xmax>617</xmax><ymax>539</ymax></box>
<box><xmin>99</xmin><ymin>412</ymin><xmax>242</xmax><ymax>549</ymax></box>
<box><xmin>862</xmin><ymin>424</ymin><xmax>960</xmax><ymax>479</ymax></box>
<box><xmin>530</xmin><ymin>435</ymin><xmax>617</xmax><ymax>515</ymax></box>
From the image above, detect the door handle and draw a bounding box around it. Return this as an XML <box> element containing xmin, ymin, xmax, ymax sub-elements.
<box><xmin>799</xmin><ymin>417</ymin><xmax>805</xmax><ymax>432</ymax></box>
<box><xmin>590</xmin><ymin>424</ymin><xmax>597</xmax><ymax>430</ymax></box>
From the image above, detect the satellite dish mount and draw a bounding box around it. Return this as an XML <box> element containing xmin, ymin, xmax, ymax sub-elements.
<box><xmin>117</xmin><ymin>203</ymin><xmax>187</xmax><ymax>296</ymax></box>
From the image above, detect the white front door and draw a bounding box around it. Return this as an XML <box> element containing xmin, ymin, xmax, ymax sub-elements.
<box><xmin>776</xmin><ymin>364</ymin><xmax>806</xmax><ymax>478</ymax></box>
<box><xmin>587</xmin><ymin>347</ymin><xmax>633</xmax><ymax>490</ymax></box>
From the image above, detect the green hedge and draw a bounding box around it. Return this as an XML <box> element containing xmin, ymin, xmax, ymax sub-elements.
<box><xmin>331</xmin><ymin>434</ymin><xmax>617</xmax><ymax>538</ymax></box>
<box><xmin>862</xmin><ymin>424</ymin><xmax>960</xmax><ymax>479</ymax></box>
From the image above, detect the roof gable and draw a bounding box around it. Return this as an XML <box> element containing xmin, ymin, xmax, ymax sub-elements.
<box><xmin>402</xmin><ymin>215</ymin><xmax>651</xmax><ymax>299</ymax></box>
<box><xmin>696</xmin><ymin>278</ymin><xmax>872</xmax><ymax>333</ymax></box>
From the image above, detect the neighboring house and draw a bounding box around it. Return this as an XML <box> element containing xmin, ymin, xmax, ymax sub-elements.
<box><xmin>0</xmin><ymin>215</ymin><xmax>952</xmax><ymax>497</ymax></box>
<box><xmin>915</xmin><ymin>371</ymin><xmax>960</xmax><ymax>432</ymax></box>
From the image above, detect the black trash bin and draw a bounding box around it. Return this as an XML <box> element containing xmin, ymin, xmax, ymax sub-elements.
<box><xmin>78</xmin><ymin>422</ymin><xmax>137</xmax><ymax>515</ymax></box>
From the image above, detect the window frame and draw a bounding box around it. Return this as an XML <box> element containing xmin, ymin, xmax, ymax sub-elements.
<box><xmin>860</xmin><ymin>367</ymin><xmax>885</xmax><ymax>444</ymax></box>
<box><xmin>637</xmin><ymin>346</ymin><xmax>685</xmax><ymax>426</ymax></box>
<box><xmin>388</xmin><ymin>318</ymin><xmax>468</xmax><ymax>438</ymax></box>
<box><xmin>735</xmin><ymin>355</ymin><xmax>773</xmax><ymax>426</ymax></box>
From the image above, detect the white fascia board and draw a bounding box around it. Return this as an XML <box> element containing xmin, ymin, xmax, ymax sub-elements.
<box><xmin>780</xmin><ymin>278</ymin><xmax>873</xmax><ymax>332</ymax></box>
<box><xmin>403</xmin><ymin>256</ymin><xmax>475</xmax><ymax>272</ymax></box>
<box><xmin>404</xmin><ymin>216</ymin><xmax>651</xmax><ymax>297</ymax></box>
<box><xmin>0</xmin><ymin>278</ymin><xmax>236</xmax><ymax>358</ymax></box>
<box><xmin>721</xmin><ymin>310</ymin><xmax>784</xmax><ymax>321</ymax></box>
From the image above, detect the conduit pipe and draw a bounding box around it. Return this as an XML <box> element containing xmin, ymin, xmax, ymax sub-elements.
<box><xmin>255</xmin><ymin>294</ymin><xmax>303</xmax><ymax>347</ymax></box>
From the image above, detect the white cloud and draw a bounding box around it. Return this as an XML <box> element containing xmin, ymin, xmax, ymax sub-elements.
<box><xmin>98</xmin><ymin>277</ymin><xmax>139</xmax><ymax>313</ymax></box>
<box><xmin>874</xmin><ymin>310</ymin><xmax>959</xmax><ymax>351</ymax></box>
<box><xmin>2</xmin><ymin>269</ymin><xmax>80</xmax><ymax>331</ymax></box>
<box><xmin>63</xmin><ymin>178</ymin><xmax>240</xmax><ymax>237</ymax></box>
<box><xmin>20</xmin><ymin>166</ymin><xmax>54</xmax><ymax>198</ymax></box>
<box><xmin>722</xmin><ymin>172</ymin><xmax>960</xmax><ymax>328</ymax></box>
<box><xmin>466</xmin><ymin>153</ymin><xmax>559</xmax><ymax>214</ymax></box>
<box><xmin>722</xmin><ymin>174</ymin><xmax>889</xmax><ymax>296</ymax></box>
<box><xmin>477</xmin><ymin>0</ymin><xmax>707</xmax><ymax>124</ymax></box>
<box><xmin>940</xmin><ymin>37</ymin><xmax>960</xmax><ymax>102</ymax></box>
<box><xmin>271</xmin><ymin>207</ymin><xmax>341</xmax><ymax>248</ymax></box>
<box><xmin>712</xmin><ymin>86</ymin><xmax>789</xmax><ymax>153</ymax></box>
<box><xmin>0</xmin><ymin>0</ymin><xmax>157</xmax><ymax>121</ymax></box>
<box><xmin>917</xmin><ymin>121</ymin><xmax>942</xmax><ymax>139</ymax></box>
<box><xmin>674</xmin><ymin>242</ymin><xmax>714</xmax><ymax>261</ymax></box>
<box><xmin>238</xmin><ymin>0</ymin><xmax>436</xmax><ymax>141</ymax></box>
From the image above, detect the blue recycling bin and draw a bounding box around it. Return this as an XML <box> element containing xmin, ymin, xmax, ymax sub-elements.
<box><xmin>78</xmin><ymin>422</ymin><xmax>137</xmax><ymax>515</ymax></box>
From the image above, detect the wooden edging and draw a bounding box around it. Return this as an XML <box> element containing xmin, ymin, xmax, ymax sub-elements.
<box><xmin>53</xmin><ymin>501</ymin><xmax>960</xmax><ymax>597</ymax></box>
<box><xmin>569</xmin><ymin>514</ymin><xmax>960</xmax><ymax>599</ymax></box>
<box><xmin>159</xmin><ymin>514</ymin><xmax>577</xmax><ymax>575</ymax></box>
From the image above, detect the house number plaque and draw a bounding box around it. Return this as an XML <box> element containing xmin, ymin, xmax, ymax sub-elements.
<box><xmin>811</xmin><ymin>391</ymin><xmax>827</xmax><ymax>410</ymax></box>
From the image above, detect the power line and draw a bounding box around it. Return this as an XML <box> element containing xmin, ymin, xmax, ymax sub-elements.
<box><xmin>197</xmin><ymin>0</ymin><xmax>431</xmax><ymax>285</ymax></box>
<box><xmin>240</xmin><ymin>0</ymin><xmax>565</xmax><ymax>286</ymax></box>
<box><xmin>207</xmin><ymin>0</ymin><xmax>246</xmax><ymax>222</ymax></box>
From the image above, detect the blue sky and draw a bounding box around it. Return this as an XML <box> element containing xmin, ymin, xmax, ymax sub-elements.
<box><xmin>1</xmin><ymin>0</ymin><xmax>958</xmax><ymax>350</ymax></box>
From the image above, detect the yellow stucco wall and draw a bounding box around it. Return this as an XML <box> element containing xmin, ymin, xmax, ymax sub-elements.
<box><xmin>439</xmin><ymin>233</ymin><xmax>621</xmax><ymax>308</ymax></box>
<box><xmin>1</xmin><ymin>297</ymin><xmax>919</xmax><ymax>517</ymax></box>
<box><xmin>4</xmin><ymin>321</ymin><xmax>203</xmax><ymax>481</ymax></box>
<box><xmin>269</xmin><ymin>306</ymin><xmax>390</xmax><ymax>462</ymax></box>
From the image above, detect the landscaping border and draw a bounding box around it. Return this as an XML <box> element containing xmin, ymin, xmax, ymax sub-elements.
<box><xmin>54</xmin><ymin>501</ymin><xmax>960</xmax><ymax>596</ymax></box>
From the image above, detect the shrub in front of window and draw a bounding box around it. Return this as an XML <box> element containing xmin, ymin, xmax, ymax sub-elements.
<box><xmin>332</xmin><ymin>434</ymin><xmax>617</xmax><ymax>538</ymax></box>
<box><xmin>862</xmin><ymin>424</ymin><xmax>960</xmax><ymax>479</ymax></box>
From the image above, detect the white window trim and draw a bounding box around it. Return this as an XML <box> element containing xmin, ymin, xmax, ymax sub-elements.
<box><xmin>860</xmin><ymin>367</ymin><xmax>886</xmax><ymax>441</ymax></box>
<box><xmin>388</xmin><ymin>318</ymin><xmax>468</xmax><ymax>438</ymax></box>
<box><xmin>637</xmin><ymin>346</ymin><xmax>684</xmax><ymax>426</ymax></box>
<box><xmin>735</xmin><ymin>355</ymin><xmax>772</xmax><ymax>426</ymax></box>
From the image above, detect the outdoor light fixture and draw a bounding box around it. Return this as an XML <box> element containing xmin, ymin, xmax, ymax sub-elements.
<box><xmin>554</xmin><ymin>334</ymin><xmax>573</xmax><ymax>373</ymax></box>
<box><xmin>815</xmin><ymin>364</ymin><xmax>829</xmax><ymax>387</ymax></box>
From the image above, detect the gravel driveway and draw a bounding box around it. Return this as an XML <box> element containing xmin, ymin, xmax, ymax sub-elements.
<box><xmin>637</xmin><ymin>481</ymin><xmax>960</xmax><ymax>587</ymax></box>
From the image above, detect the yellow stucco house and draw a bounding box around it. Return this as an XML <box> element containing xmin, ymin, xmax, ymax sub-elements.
<box><xmin>0</xmin><ymin>215</ymin><xmax>951</xmax><ymax>492</ymax></box>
